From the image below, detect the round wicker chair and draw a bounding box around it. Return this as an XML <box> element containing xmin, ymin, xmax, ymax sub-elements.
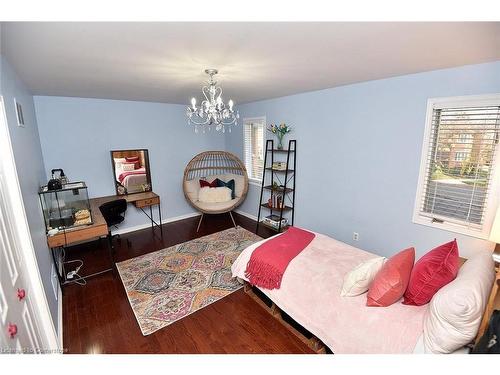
<box><xmin>183</xmin><ymin>151</ymin><xmax>249</xmax><ymax>231</ymax></box>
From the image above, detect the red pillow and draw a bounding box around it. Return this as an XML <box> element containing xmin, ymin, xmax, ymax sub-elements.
<box><xmin>403</xmin><ymin>239</ymin><xmax>459</xmax><ymax>306</ymax></box>
<box><xmin>367</xmin><ymin>247</ymin><xmax>415</xmax><ymax>307</ymax></box>
<box><xmin>199</xmin><ymin>179</ymin><xmax>218</xmax><ymax>188</ymax></box>
<box><xmin>125</xmin><ymin>156</ymin><xmax>141</xmax><ymax>169</ymax></box>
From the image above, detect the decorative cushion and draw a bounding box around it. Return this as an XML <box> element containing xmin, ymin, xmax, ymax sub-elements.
<box><xmin>403</xmin><ymin>240</ymin><xmax>459</xmax><ymax>306</ymax></box>
<box><xmin>366</xmin><ymin>247</ymin><xmax>415</xmax><ymax>307</ymax></box>
<box><xmin>341</xmin><ymin>257</ymin><xmax>386</xmax><ymax>297</ymax></box>
<box><xmin>199</xmin><ymin>178</ymin><xmax>219</xmax><ymax>188</ymax></box>
<box><xmin>217</xmin><ymin>178</ymin><xmax>235</xmax><ymax>199</ymax></box>
<box><xmin>125</xmin><ymin>157</ymin><xmax>141</xmax><ymax>169</ymax></box>
<box><xmin>423</xmin><ymin>252</ymin><xmax>495</xmax><ymax>353</ymax></box>
<box><xmin>114</xmin><ymin>158</ymin><xmax>127</xmax><ymax>170</ymax></box>
<box><xmin>198</xmin><ymin>186</ymin><xmax>232</xmax><ymax>203</ymax></box>
<box><xmin>121</xmin><ymin>163</ymin><xmax>135</xmax><ymax>172</ymax></box>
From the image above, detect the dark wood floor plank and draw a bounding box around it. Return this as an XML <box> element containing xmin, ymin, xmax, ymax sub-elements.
<box><xmin>62</xmin><ymin>212</ymin><xmax>313</xmax><ymax>354</ymax></box>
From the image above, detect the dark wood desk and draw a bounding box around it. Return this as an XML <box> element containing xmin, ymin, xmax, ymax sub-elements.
<box><xmin>46</xmin><ymin>191</ymin><xmax>163</xmax><ymax>286</ymax></box>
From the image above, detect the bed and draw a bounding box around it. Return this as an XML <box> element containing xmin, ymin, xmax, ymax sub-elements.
<box><xmin>231</xmin><ymin>230</ymin><xmax>496</xmax><ymax>354</ymax></box>
<box><xmin>117</xmin><ymin>167</ymin><xmax>147</xmax><ymax>193</ymax></box>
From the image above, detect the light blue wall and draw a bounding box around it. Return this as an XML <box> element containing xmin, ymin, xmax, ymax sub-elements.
<box><xmin>34</xmin><ymin>96</ymin><xmax>225</xmax><ymax>230</ymax></box>
<box><xmin>0</xmin><ymin>55</ymin><xmax>59</xmax><ymax>328</ymax></box>
<box><xmin>226</xmin><ymin>61</ymin><xmax>500</xmax><ymax>258</ymax></box>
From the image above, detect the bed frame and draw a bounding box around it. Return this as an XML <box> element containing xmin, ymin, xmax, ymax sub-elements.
<box><xmin>243</xmin><ymin>282</ymin><xmax>328</xmax><ymax>354</ymax></box>
<box><xmin>244</xmin><ymin>259</ymin><xmax>499</xmax><ymax>354</ymax></box>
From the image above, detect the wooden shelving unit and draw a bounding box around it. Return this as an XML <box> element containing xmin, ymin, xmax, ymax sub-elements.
<box><xmin>256</xmin><ymin>139</ymin><xmax>297</xmax><ymax>233</ymax></box>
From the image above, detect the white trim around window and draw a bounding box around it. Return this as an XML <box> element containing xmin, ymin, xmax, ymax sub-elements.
<box><xmin>413</xmin><ymin>94</ymin><xmax>500</xmax><ymax>240</ymax></box>
<box><xmin>243</xmin><ymin>116</ymin><xmax>266</xmax><ymax>184</ymax></box>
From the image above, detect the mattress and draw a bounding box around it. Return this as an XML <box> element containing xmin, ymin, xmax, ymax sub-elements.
<box><xmin>231</xmin><ymin>231</ymin><xmax>428</xmax><ymax>354</ymax></box>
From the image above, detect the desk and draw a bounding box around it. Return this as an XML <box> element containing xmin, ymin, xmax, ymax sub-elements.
<box><xmin>106</xmin><ymin>192</ymin><xmax>163</xmax><ymax>237</ymax></box>
<box><xmin>46</xmin><ymin>191</ymin><xmax>163</xmax><ymax>285</ymax></box>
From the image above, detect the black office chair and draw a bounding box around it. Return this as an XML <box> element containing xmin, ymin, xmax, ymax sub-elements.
<box><xmin>99</xmin><ymin>199</ymin><xmax>128</xmax><ymax>254</ymax></box>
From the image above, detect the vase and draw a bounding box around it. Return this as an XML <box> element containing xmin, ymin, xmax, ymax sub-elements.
<box><xmin>276</xmin><ymin>134</ymin><xmax>284</xmax><ymax>150</ymax></box>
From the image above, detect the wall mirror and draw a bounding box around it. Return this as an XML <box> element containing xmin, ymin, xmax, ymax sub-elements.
<box><xmin>110</xmin><ymin>149</ymin><xmax>152</xmax><ymax>195</ymax></box>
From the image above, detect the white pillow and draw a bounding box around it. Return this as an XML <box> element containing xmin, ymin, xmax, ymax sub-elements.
<box><xmin>423</xmin><ymin>252</ymin><xmax>495</xmax><ymax>353</ymax></box>
<box><xmin>341</xmin><ymin>256</ymin><xmax>386</xmax><ymax>297</ymax></box>
<box><xmin>121</xmin><ymin>163</ymin><xmax>135</xmax><ymax>172</ymax></box>
<box><xmin>198</xmin><ymin>186</ymin><xmax>232</xmax><ymax>203</ymax></box>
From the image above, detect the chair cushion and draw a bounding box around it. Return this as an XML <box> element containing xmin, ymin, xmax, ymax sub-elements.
<box><xmin>185</xmin><ymin>173</ymin><xmax>246</xmax><ymax>205</ymax></box>
<box><xmin>195</xmin><ymin>198</ymin><xmax>239</xmax><ymax>213</ymax></box>
<box><xmin>403</xmin><ymin>239</ymin><xmax>459</xmax><ymax>306</ymax></box>
<box><xmin>366</xmin><ymin>247</ymin><xmax>415</xmax><ymax>307</ymax></box>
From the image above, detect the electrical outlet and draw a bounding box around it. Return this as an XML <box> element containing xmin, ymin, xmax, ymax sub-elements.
<box><xmin>353</xmin><ymin>232</ymin><xmax>359</xmax><ymax>241</ymax></box>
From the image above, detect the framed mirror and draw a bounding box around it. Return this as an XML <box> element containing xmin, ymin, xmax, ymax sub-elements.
<box><xmin>110</xmin><ymin>149</ymin><xmax>152</xmax><ymax>195</ymax></box>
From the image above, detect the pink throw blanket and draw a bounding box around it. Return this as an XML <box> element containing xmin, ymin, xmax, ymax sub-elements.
<box><xmin>245</xmin><ymin>227</ymin><xmax>315</xmax><ymax>289</ymax></box>
<box><xmin>118</xmin><ymin>168</ymin><xmax>146</xmax><ymax>183</ymax></box>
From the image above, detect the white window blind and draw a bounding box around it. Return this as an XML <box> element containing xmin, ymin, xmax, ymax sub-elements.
<box><xmin>414</xmin><ymin>96</ymin><xmax>500</xmax><ymax>238</ymax></box>
<box><xmin>243</xmin><ymin>118</ymin><xmax>265</xmax><ymax>182</ymax></box>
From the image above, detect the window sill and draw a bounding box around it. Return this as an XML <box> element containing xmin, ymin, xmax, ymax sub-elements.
<box><xmin>412</xmin><ymin>215</ymin><xmax>489</xmax><ymax>240</ymax></box>
<box><xmin>248</xmin><ymin>179</ymin><xmax>262</xmax><ymax>187</ymax></box>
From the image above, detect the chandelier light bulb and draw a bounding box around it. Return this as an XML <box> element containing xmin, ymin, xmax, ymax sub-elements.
<box><xmin>191</xmin><ymin>97</ymin><xmax>197</xmax><ymax>109</ymax></box>
<box><xmin>228</xmin><ymin>99</ymin><xmax>233</xmax><ymax>110</ymax></box>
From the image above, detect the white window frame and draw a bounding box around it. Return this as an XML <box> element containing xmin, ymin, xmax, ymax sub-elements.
<box><xmin>413</xmin><ymin>94</ymin><xmax>500</xmax><ymax>239</ymax></box>
<box><xmin>454</xmin><ymin>151</ymin><xmax>469</xmax><ymax>162</ymax></box>
<box><xmin>243</xmin><ymin>116</ymin><xmax>266</xmax><ymax>186</ymax></box>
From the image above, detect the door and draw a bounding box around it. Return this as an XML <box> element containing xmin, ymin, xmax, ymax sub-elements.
<box><xmin>0</xmin><ymin>96</ymin><xmax>57</xmax><ymax>353</ymax></box>
<box><xmin>0</xmin><ymin>174</ymin><xmax>42</xmax><ymax>353</ymax></box>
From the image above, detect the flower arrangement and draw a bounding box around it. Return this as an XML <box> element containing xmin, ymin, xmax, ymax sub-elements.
<box><xmin>267</xmin><ymin>123</ymin><xmax>292</xmax><ymax>149</ymax></box>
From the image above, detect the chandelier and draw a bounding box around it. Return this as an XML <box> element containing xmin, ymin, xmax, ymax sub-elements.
<box><xmin>186</xmin><ymin>69</ymin><xmax>239</xmax><ymax>133</ymax></box>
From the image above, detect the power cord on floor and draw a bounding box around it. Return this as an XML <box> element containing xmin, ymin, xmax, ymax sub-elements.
<box><xmin>61</xmin><ymin>248</ymin><xmax>86</xmax><ymax>286</ymax></box>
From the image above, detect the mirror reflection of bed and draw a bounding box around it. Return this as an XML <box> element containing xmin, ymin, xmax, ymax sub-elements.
<box><xmin>111</xmin><ymin>149</ymin><xmax>152</xmax><ymax>195</ymax></box>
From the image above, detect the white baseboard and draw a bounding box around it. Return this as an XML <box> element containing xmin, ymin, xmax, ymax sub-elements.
<box><xmin>113</xmin><ymin>212</ymin><xmax>201</xmax><ymax>235</ymax></box>
<box><xmin>234</xmin><ymin>209</ymin><xmax>258</xmax><ymax>222</ymax></box>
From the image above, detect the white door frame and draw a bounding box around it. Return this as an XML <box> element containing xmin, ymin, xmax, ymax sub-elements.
<box><xmin>0</xmin><ymin>95</ymin><xmax>59</xmax><ymax>351</ymax></box>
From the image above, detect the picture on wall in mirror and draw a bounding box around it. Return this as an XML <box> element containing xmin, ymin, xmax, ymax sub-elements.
<box><xmin>111</xmin><ymin>149</ymin><xmax>152</xmax><ymax>195</ymax></box>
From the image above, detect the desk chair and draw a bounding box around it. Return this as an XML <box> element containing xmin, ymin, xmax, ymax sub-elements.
<box><xmin>99</xmin><ymin>199</ymin><xmax>128</xmax><ymax>256</ymax></box>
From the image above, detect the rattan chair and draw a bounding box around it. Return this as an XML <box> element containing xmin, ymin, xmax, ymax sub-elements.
<box><xmin>183</xmin><ymin>151</ymin><xmax>249</xmax><ymax>231</ymax></box>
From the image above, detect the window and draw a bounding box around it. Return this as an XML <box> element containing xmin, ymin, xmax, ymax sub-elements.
<box><xmin>458</xmin><ymin>133</ymin><xmax>473</xmax><ymax>144</ymax></box>
<box><xmin>454</xmin><ymin>151</ymin><xmax>469</xmax><ymax>162</ymax></box>
<box><xmin>413</xmin><ymin>95</ymin><xmax>500</xmax><ymax>239</ymax></box>
<box><xmin>243</xmin><ymin>117</ymin><xmax>265</xmax><ymax>182</ymax></box>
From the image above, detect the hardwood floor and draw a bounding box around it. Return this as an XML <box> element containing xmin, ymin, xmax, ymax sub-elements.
<box><xmin>62</xmin><ymin>212</ymin><xmax>314</xmax><ymax>354</ymax></box>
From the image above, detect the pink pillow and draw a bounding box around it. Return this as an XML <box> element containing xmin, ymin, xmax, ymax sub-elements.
<box><xmin>367</xmin><ymin>247</ymin><xmax>415</xmax><ymax>307</ymax></box>
<box><xmin>403</xmin><ymin>239</ymin><xmax>459</xmax><ymax>306</ymax></box>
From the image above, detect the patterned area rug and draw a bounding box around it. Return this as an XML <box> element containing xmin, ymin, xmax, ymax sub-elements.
<box><xmin>116</xmin><ymin>226</ymin><xmax>262</xmax><ymax>336</ymax></box>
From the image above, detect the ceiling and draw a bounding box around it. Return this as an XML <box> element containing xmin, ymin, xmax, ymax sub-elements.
<box><xmin>1</xmin><ymin>22</ymin><xmax>499</xmax><ymax>105</ymax></box>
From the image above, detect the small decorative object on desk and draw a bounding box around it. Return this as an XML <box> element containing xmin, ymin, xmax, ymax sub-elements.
<box><xmin>267</xmin><ymin>123</ymin><xmax>292</xmax><ymax>150</ymax></box>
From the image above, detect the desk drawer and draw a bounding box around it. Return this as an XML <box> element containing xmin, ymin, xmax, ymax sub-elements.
<box><xmin>135</xmin><ymin>196</ymin><xmax>160</xmax><ymax>208</ymax></box>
